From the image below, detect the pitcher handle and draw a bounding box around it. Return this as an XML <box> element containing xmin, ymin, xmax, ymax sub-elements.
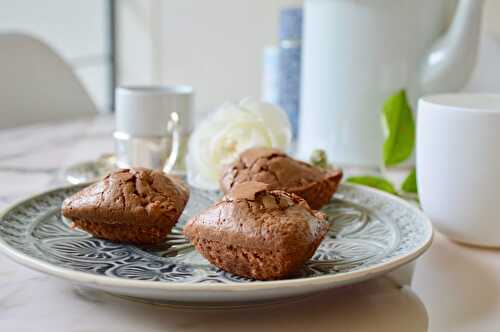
<box><xmin>418</xmin><ymin>0</ymin><xmax>484</xmax><ymax>96</ymax></box>
<box><xmin>163</xmin><ymin>111</ymin><xmax>181</xmax><ymax>174</ymax></box>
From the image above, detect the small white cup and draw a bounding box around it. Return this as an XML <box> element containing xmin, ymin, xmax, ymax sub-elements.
<box><xmin>114</xmin><ymin>85</ymin><xmax>193</xmax><ymax>171</ymax></box>
<box><xmin>417</xmin><ymin>94</ymin><xmax>500</xmax><ymax>247</ymax></box>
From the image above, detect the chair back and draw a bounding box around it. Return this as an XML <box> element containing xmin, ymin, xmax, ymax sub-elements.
<box><xmin>0</xmin><ymin>33</ymin><xmax>97</xmax><ymax>129</ymax></box>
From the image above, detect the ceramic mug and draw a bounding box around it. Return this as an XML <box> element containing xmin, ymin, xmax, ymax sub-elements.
<box><xmin>114</xmin><ymin>86</ymin><xmax>193</xmax><ymax>172</ymax></box>
<box><xmin>417</xmin><ymin>94</ymin><xmax>500</xmax><ymax>247</ymax></box>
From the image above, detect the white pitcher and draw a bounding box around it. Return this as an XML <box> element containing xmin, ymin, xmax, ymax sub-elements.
<box><xmin>298</xmin><ymin>0</ymin><xmax>485</xmax><ymax>167</ymax></box>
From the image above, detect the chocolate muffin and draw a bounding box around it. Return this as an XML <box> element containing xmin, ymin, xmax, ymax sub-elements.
<box><xmin>183</xmin><ymin>181</ymin><xmax>329</xmax><ymax>280</ymax></box>
<box><xmin>62</xmin><ymin>168</ymin><xmax>189</xmax><ymax>245</ymax></box>
<box><xmin>220</xmin><ymin>147</ymin><xmax>342</xmax><ymax>209</ymax></box>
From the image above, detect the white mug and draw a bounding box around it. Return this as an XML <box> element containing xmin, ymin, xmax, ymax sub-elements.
<box><xmin>417</xmin><ymin>94</ymin><xmax>500</xmax><ymax>247</ymax></box>
<box><xmin>114</xmin><ymin>85</ymin><xmax>193</xmax><ymax>172</ymax></box>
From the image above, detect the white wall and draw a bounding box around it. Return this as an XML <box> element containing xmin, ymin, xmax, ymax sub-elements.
<box><xmin>0</xmin><ymin>0</ymin><xmax>112</xmax><ymax>111</ymax></box>
<box><xmin>117</xmin><ymin>0</ymin><xmax>302</xmax><ymax>116</ymax></box>
<box><xmin>0</xmin><ymin>0</ymin><xmax>498</xmax><ymax>115</ymax></box>
<box><xmin>484</xmin><ymin>0</ymin><xmax>500</xmax><ymax>38</ymax></box>
<box><xmin>117</xmin><ymin>0</ymin><xmax>500</xmax><ymax>117</ymax></box>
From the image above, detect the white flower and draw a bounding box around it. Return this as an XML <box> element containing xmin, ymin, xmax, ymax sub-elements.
<box><xmin>186</xmin><ymin>97</ymin><xmax>292</xmax><ymax>190</ymax></box>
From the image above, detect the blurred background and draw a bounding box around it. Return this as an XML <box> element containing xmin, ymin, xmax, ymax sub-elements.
<box><xmin>2</xmin><ymin>0</ymin><xmax>498</xmax><ymax>118</ymax></box>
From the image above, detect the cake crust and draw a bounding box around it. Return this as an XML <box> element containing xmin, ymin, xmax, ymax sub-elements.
<box><xmin>220</xmin><ymin>147</ymin><xmax>342</xmax><ymax>209</ymax></box>
<box><xmin>184</xmin><ymin>181</ymin><xmax>330</xmax><ymax>280</ymax></box>
<box><xmin>62</xmin><ymin>168</ymin><xmax>189</xmax><ymax>244</ymax></box>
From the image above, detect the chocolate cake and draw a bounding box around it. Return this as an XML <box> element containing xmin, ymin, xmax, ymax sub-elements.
<box><xmin>62</xmin><ymin>168</ymin><xmax>189</xmax><ymax>245</ymax></box>
<box><xmin>220</xmin><ymin>147</ymin><xmax>342</xmax><ymax>209</ymax></box>
<box><xmin>183</xmin><ymin>181</ymin><xmax>330</xmax><ymax>280</ymax></box>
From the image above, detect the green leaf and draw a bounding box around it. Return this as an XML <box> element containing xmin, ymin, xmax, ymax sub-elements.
<box><xmin>382</xmin><ymin>90</ymin><xmax>415</xmax><ymax>167</ymax></box>
<box><xmin>346</xmin><ymin>176</ymin><xmax>397</xmax><ymax>195</ymax></box>
<box><xmin>401</xmin><ymin>168</ymin><xmax>418</xmax><ymax>193</ymax></box>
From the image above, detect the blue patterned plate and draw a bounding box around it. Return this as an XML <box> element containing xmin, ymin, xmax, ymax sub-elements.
<box><xmin>0</xmin><ymin>183</ymin><xmax>432</xmax><ymax>304</ymax></box>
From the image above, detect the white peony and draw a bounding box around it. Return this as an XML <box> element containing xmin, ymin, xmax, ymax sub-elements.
<box><xmin>186</xmin><ymin>97</ymin><xmax>292</xmax><ymax>190</ymax></box>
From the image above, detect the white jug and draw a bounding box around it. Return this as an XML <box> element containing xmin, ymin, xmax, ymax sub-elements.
<box><xmin>298</xmin><ymin>0</ymin><xmax>485</xmax><ymax>167</ymax></box>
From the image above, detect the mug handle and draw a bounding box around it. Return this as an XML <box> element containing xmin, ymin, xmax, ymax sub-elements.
<box><xmin>163</xmin><ymin>111</ymin><xmax>181</xmax><ymax>174</ymax></box>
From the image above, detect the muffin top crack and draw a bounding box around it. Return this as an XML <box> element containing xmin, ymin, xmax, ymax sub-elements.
<box><xmin>184</xmin><ymin>181</ymin><xmax>329</xmax><ymax>251</ymax></box>
<box><xmin>62</xmin><ymin>168</ymin><xmax>189</xmax><ymax>226</ymax></box>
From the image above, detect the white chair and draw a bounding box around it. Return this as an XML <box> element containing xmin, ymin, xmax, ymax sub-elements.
<box><xmin>0</xmin><ymin>33</ymin><xmax>97</xmax><ymax>129</ymax></box>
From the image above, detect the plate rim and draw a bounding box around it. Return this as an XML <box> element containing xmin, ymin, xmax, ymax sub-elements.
<box><xmin>0</xmin><ymin>183</ymin><xmax>433</xmax><ymax>292</ymax></box>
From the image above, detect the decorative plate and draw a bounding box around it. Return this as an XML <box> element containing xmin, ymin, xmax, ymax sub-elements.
<box><xmin>0</xmin><ymin>183</ymin><xmax>432</xmax><ymax>304</ymax></box>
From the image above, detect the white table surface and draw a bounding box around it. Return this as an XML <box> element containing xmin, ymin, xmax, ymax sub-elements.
<box><xmin>0</xmin><ymin>116</ymin><xmax>499</xmax><ymax>332</ymax></box>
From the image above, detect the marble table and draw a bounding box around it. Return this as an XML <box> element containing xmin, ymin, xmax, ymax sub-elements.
<box><xmin>1</xmin><ymin>116</ymin><xmax>499</xmax><ymax>332</ymax></box>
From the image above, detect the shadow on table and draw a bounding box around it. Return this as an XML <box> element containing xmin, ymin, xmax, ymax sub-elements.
<box><xmin>413</xmin><ymin>235</ymin><xmax>499</xmax><ymax>331</ymax></box>
<box><xmin>75</xmin><ymin>276</ymin><xmax>428</xmax><ymax>332</ymax></box>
